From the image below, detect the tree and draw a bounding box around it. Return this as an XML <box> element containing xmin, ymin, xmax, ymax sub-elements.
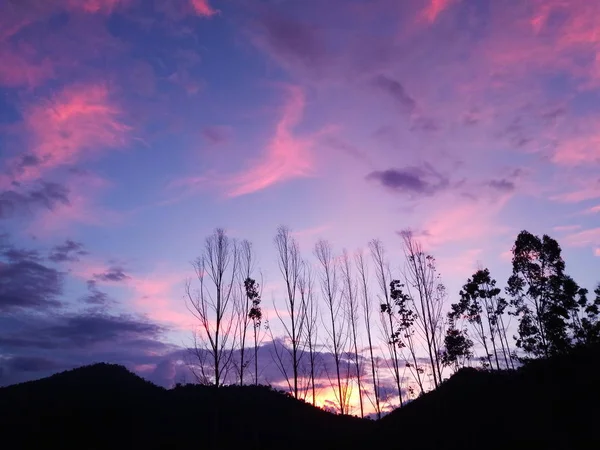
<box><xmin>450</xmin><ymin>268</ymin><xmax>513</xmax><ymax>370</ymax></box>
<box><xmin>271</xmin><ymin>226</ymin><xmax>306</xmax><ymax>399</ymax></box>
<box><xmin>400</xmin><ymin>231</ymin><xmax>445</xmax><ymax>388</ymax></box>
<box><xmin>236</xmin><ymin>240</ymin><xmax>256</xmax><ymax>385</ymax></box>
<box><xmin>507</xmin><ymin>230</ymin><xmax>577</xmax><ymax>359</ymax></box>
<box><xmin>186</xmin><ymin>228</ymin><xmax>239</xmax><ymax>387</ymax></box>
<box><xmin>299</xmin><ymin>261</ymin><xmax>320</xmax><ymax>406</ymax></box>
<box><xmin>441</xmin><ymin>318</ymin><xmax>473</xmax><ymax>373</ymax></box>
<box><xmin>315</xmin><ymin>239</ymin><xmax>350</xmax><ymax>414</ymax></box>
<box><xmin>341</xmin><ymin>249</ymin><xmax>364</xmax><ymax>418</ymax></box>
<box><xmin>355</xmin><ymin>249</ymin><xmax>382</xmax><ymax>419</ymax></box>
<box><xmin>571</xmin><ymin>281</ymin><xmax>600</xmax><ymax>346</ymax></box>
<box><xmin>389</xmin><ymin>279</ymin><xmax>425</xmax><ymax>395</ymax></box>
<box><xmin>246</xmin><ymin>277</ymin><xmax>263</xmax><ymax>385</ymax></box>
<box><xmin>369</xmin><ymin>239</ymin><xmax>404</xmax><ymax>407</ymax></box>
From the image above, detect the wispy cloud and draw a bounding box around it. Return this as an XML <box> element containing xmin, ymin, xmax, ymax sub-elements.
<box><xmin>189</xmin><ymin>0</ymin><xmax>218</xmax><ymax>17</ymax></box>
<box><xmin>227</xmin><ymin>86</ymin><xmax>315</xmax><ymax>197</ymax></box>
<box><xmin>18</xmin><ymin>83</ymin><xmax>130</xmax><ymax>181</ymax></box>
<box><xmin>422</xmin><ymin>0</ymin><xmax>459</xmax><ymax>23</ymax></box>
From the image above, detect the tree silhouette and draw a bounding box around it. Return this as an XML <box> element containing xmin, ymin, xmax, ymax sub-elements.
<box><xmin>246</xmin><ymin>277</ymin><xmax>263</xmax><ymax>385</ymax></box>
<box><xmin>186</xmin><ymin>228</ymin><xmax>239</xmax><ymax>387</ymax></box>
<box><xmin>450</xmin><ymin>268</ymin><xmax>513</xmax><ymax>370</ymax></box>
<box><xmin>507</xmin><ymin>230</ymin><xmax>577</xmax><ymax>359</ymax></box>
<box><xmin>441</xmin><ymin>318</ymin><xmax>473</xmax><ymax>373</ymax></box>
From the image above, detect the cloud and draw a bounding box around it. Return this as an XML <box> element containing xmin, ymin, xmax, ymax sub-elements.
<box><xmin>18</xmin><ymin>83</ymin><xmax>130</xmax><ymax>182</ymax></box>
<box><xmin>252</xmin><ymin>10</ymin><xmax>327</xmax><ymax>72</ymax></box>
<box><xmin>595</xmin><ymin>248</ymin><xmax>600</xmax><ymax>257</ymax></box>
<box><xmin>565</xmin><ymin>227</ymin><xmax>600</xmax><ymax>248</ymax></box>
<box><xmin>0</xmin><ymin>311</ymin><xmax>173</xmax><ymax>386</ymax></box>
<box><xmin>422</xmin><ymin>0</ymin><xmax>459</xmax><ymax>23</ymax></box>
<box><xmin>584</xmin><ymin>205</ymin><xmax>600</xmax><ymax>214</ymax></box>
<box><xmin>226</xmin><ymin>86</ymin><xmax>315</xmax><ymax>197</ymax></box>
<box><xmin>488</xmin><ymin>179</ymin><xmax>516</xmax><ymax>192</ymax></box>
<box><xmin>0</xmin><ymin>182</ymin><xmax>69</xmax><ymax>220</ymax></box>
<box><xmin>65</xmin><ymin>0</ymin><xmax>131</xmax><ymax>14</ymax></box>
<box><xmin>48</xmin><ymin>240</ymin><xmax>87</xmax><ymax>262</ymax></box>
<box><xmin>366</xmin><ymin>165</ymin><xmax>449</xmax><ymax>197</ymax></box>
<box><xmin>189</xmin><ymin>0</ymin><xmax>218</xmax><ymax>17</ymax></box>
<box><xmin>93</xmin><ymin>266</ymin><xmax>130</xmax><ymax>282</ymax></box>
<box><xmin>0</xmin><ymin>243</ymin><xmax>64</xmax><ymax>312</ymax></box>
<box><xmin>202</xmin><ymin>126</ymin><xmax>231</xmax><ymax>145</ymax></box>
<box><xmin>371</xmin><ymin>75</ymin><xmax>416</xmax><ymax>114</ymax></box>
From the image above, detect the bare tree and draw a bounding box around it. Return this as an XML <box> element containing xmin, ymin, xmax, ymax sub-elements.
<box><xmin>400</xmin><ymin>231</ymin><xmax>445</xmax><ymax>388</ymax></box>
<box><xmin>315</xmin><ymin>239</ymin><xmax>351</xmax><ymax>414</ymax></box>
<box><xmin>341</xmin><ymin>249</ymin><xmax>364</xmax><ymax>417</ymax></box>
<box><xmin>271</xmin><ymin>226</ymin><xmax>306</xmax><ymax>399</ymax></box>
<box><xmin>299</xmin><ymin>261</ymin><xmax>320</xmax><ymax>406</ymax></box>
<box><xmin>355</xmin><ymin>250</ymin><xmax>382</xmax><ymax>418</ymax></box>
<box><xmin>186</xmin><ymin>228</ymin><xmax>239</xmax><ymax>387</ymax></box>
<box><xmin>369</xmin><ymin>239</ymin><xmax>404</xmax><ymax>407</ymax></box>
<box><xmin>235</xmin><ymin>240</ymin><xmax>256</xmax><ymax>385</ymax></box>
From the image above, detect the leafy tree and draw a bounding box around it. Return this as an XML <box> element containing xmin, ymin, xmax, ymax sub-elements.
<box><xmin>389</xmin><ymin>279</ymin><xmax>424</xmax><ymax>394</ymax></box>
<box><xmin>506</xmin><ymin>230</ymin><xmax>577</xmax><ymax>359</ymax></box>
<box><xmin>571</xmin><ymin>282</ymin><xmax>600</xmax><ymax>346</ymax></box>
<box><xmin>450</xmin><ymin>268</ymin><xmax>513</xmax><ymax>370</ymax></box>
<box><xmin>441</xmin><ymin>318</ymin><xmax>473</xmax><ymax>373</ymax></box>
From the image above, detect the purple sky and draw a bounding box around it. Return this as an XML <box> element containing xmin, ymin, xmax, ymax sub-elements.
<box><xmin>1</xmin><ymin>0</ymin><xmax>599</xmax><ymax>412</ymax></box>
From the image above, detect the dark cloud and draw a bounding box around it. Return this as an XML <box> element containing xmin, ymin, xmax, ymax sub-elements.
<box><xmin>202</xmin><ymin>126</ymin><xmax>231</xmax><ymax>145</ymax></box>
<box><xmin>366</xmin><ymin>165</ymin><xmax>449</xmax><ymax>197</ymax></box>
<box><xmin>257</xmin><ymin>11</ymin><xmax>327</xmax><ymax>68</ymax></box>
<box><xmin>0</xmin><ymin>312</ymin><xmax>173</xmax><ymax>387</ymax></box>
<box><xmin>0</xmin><ymin>182</ymin><xmax>69</xmax><ymax>220</ymax></box>
<box><xmin>93</xmin><ymin>266</ymin><xmax>130</xmax><ymax>282</ymax></box>
<box><xmin>48</xmin><ymin>240</ymin><xmax>87</xmax><ymax>262</ymax></box>
<box><xmin>0</xmin><ymin>244</ymin><xmax>63</xmax><ymax>312</ymax></box>
<box><xmin>372</xmin><ymin>74</ymin><xmax>416</xmax><ymax>114</ymax></box>
<box><xmin>83</xmin><ymin>280</ymin><xmax>111</xmax><ymax>306</ymax></box>
<box><xmin>488</xmin><ymin>179</ymin><xmax>515</xmax><ymax>192</ymax></box>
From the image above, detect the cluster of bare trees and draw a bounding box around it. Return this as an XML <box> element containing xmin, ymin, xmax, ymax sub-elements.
<box><xmin>185</xmin><ymin>226</ymin><xmax>600</xmax><ymax>417</ymax></box>
<box><xmin>184</xmin><ymin>227</ymin><xmax>504</xmax><ymax>415</ymax></box>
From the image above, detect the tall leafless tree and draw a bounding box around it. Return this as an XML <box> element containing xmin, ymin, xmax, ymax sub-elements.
<box><xmin>355</xmin><ymin>250</ymin><xmax>382</xmax><ymax>419</ymax></box>
<box><xmin>369</xmin><ymin>239</ymin><xmax>404</xmax><ymax>407</ymax></box>
<box><xmin>235</xmin><ymin>239</ymin><xmax>256</xmax><ymax>385</ymax></box>
<box><xmin>186</xmin><ymin>228</ymin><xmax>239</xmax><ymax>387</ymax></box>
<box><xmin>271</xmin><ymin>226</ymin><xmax>306</xmax><ymax>399</ymax></box>
<box><xmin>400</xmin><ymin>231</ymin><xmax>445</xmax><ymax>388</ymax></box>
<box><xmin>341</xmin><ymin>249</ymin><xmax>364</xmax><ymax>418</ymax></box>
<box><xmin>315</xmin><ymin>239</ymin><xmax>351</xmax><ymax>414</ymax></box>
<box><xmin>299</xmin><ymin>261</ymin><xmax>320</xmax><ymax>406</ymax></box>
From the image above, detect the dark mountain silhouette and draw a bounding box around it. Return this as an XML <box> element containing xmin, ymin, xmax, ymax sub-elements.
<box><xmin>2</xmin><ymin>345</ymin><xmax>600</xmax><ymax>450</ymax></box>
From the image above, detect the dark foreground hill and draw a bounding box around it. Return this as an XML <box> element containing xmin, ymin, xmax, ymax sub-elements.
<box><xmin>1</xmin><ymin>345</ymin><xmax>600</xmax><ymax>450</ymax></box>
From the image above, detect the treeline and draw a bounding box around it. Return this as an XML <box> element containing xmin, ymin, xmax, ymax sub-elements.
<box><xmin>184</xmin><ymin>226</ymin><xmax>600</xmax><ymax>417</ymax></box>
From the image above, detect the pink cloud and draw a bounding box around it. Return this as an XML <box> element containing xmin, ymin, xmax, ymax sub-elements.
<box><xmin>189</xmin><ymin>0</ymin><xmax>218</xmax><ymax>17</ymax></box>
<box><xmin>585</xmin><ymin>205</ymin><xmax>600</xmax><ymax>214</ymax></box>
<box><xmin>18</xmin><ymin>83</ymin><xmax>130</xmax><ymax>181</ymax></box>
<box><xmin>565</xmin><ymin>227</ymin><xmax>600</xmax><ymax>247</ymax></box>
<box><xmin>595</xmin><ymin>248</ymin><xmax>600</xmax><ymax>257</ymax></box>
<box><xmin>226</xmin><ymin>86</ymin><xmax>315</xmax><ymax>197</ymax></box>
<box><xmin>416</xmin><ymin>194</ymin><xmax>512</xmax><ymax>249</ymax></box>
<box><xmin>552</xmin><ymin>130</ymin><xmax>600</xmax><ymax>166</ymax></box>
<box><xmin>65</xmin><ymin>0</ymin><xmax>132</xmax><ymax>14</ymax></box>
<box><xmin>553</xmin><ymin>225</ymin><xmax>582</xmax><ymax>232</ymax></box>
<box><xmin>422</xmin><ymin>0</ymin><xmax>458</xmax><ymax>23</ymax></box>
<box><xmin>0</xmin><ymin>43</ymin><xmax>54</xmax><ymax>88</ymax></box>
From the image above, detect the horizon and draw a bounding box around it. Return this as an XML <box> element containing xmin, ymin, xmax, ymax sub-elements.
<box><xmin>1</xmin><ymin>0</ymin><xmax>599</xmax><ymax>417</ymax></box>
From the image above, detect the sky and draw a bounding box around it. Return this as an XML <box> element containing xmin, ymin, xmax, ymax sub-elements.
<box><xmin>1</xmin><ymin>0</ymin><xmax>599</xmax><ymax>414</ymax></box>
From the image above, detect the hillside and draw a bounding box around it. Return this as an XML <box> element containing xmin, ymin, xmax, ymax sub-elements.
<box><xmin>1</xmin><ymin>346</ymin><xmax>600</xmax><ymax>449</ymax></box>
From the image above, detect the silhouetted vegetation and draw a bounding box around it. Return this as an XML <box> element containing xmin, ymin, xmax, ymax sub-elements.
<box><xmin>2</xmin><ymin>228</ymin><xmax>599</xmax><ymax>449</ymax></box>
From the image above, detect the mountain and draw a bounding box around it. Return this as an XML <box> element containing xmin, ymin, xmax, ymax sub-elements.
<box><xmin>1</xmin><ymin>345</ymin><xmax>600</xmax><ymax>449</ymax></box>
